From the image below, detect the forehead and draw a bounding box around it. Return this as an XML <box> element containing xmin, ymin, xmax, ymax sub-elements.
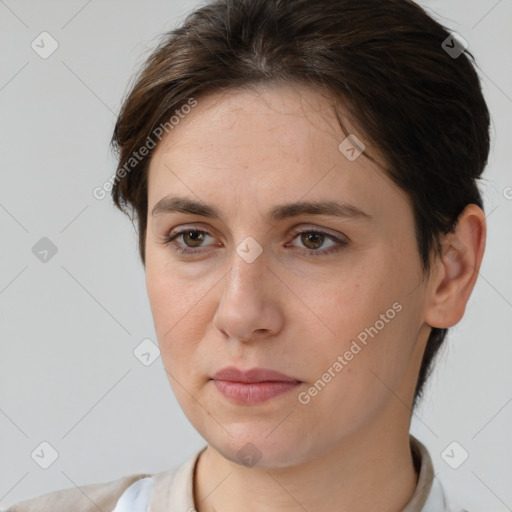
<box><xmin>153</xmin><ymin>84</ymin><xmax>362</xmax><ymax>167</ymax></box>
<box><xmin>146</xmin><ymin>84</ymin><xmax>409</xmax><ymax>221</ymax></box>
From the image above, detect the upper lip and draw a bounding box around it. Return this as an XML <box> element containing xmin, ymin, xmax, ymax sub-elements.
<box><xmin>212</xmin><ymin>366</ymin><xmax>300</xmax><ymax>383</ymax></box>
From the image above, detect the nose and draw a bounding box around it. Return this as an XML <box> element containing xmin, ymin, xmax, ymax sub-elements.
<box><xmin>212</xmin><ymin>246</ymin><xmax>284</xmax><ymax>342</ymax></box>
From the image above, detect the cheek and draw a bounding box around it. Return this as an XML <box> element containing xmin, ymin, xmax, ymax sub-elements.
<box><xmin>146</xmin><ymin>259</ymin><xmax>210</xmax><ymax>329</ymax></box>
<box><xmin>308</xmin><ymin>264</ymin><xmax>385</xmax><ymax>347</ymax></box>
<box><xmin>297</xmin><ymin>301</ymin><xmax>416</xmax><ymax>440</ymax></box>
<box><xmin>308</xmin><ymin>252</ymin><xmax>419</xmax><ymax>386</ymax></box>
<box><xmin>145</xmin><ymin>268</ymin><xmax>215</xmax><ymax>416</ymax></box>
<box><xmin>145</xmin><ymin>266</ymin><xmax>207</xmax><ymax>366</ymax></box>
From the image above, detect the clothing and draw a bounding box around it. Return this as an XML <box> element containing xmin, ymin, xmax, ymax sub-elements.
<box><xmin>3</xmin><ymin>434</ymin><xmax>467</xmax><ymax>512</ymax></box>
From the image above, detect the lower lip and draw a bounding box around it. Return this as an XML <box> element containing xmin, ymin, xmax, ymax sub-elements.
<box><xmin>213</xmin><ymin>380</ymin><xmax>301</xmax><ymax>405</ymax></box>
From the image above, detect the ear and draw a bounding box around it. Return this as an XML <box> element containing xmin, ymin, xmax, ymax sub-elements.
<box><xmin>424</xmin><ymin>204</ymin><xmax>487</xmax><ymax>329</ymax></box>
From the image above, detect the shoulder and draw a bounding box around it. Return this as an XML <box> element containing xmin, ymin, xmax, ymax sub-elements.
<box><xmin>3</xmin><ymin>472</ymin><xmax>152</xmax><ymax>512</ymax></box>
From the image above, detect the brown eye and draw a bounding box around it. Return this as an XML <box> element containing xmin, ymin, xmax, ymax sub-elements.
<box><xmin>300</xmin><ymin>232</ymin><xmax>325</xmax><ymax>250</ymax></box>
<box><xmin>288</xmin><ymin>228</ymin><xmax>349</xmax><ymax>256</ymax></box>
<box><xmin>182</xmin><ymin>230</ymin><xmax>206</xmax><ymax>247</ymax></box>
<box><xmin>164</xmin><ymin>228</ymin><xmax>217</xmax><ymax>254</ymax></box>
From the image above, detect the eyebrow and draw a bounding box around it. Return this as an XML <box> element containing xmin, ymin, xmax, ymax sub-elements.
<box><xmin>151</xmin><ymin>196</ymin><xmax>372</xmax><ymax>223</ymax></box>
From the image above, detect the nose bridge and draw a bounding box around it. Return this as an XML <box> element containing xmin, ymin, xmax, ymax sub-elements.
<box><xmin>224</xmin><ymin>243</ymin><xmax>268</xmax><ymax>305</ymax></box>
<box><xmin>213</xmin><ymin>242</ymin><xmax>282</xmax><ymax>340</ymax></box>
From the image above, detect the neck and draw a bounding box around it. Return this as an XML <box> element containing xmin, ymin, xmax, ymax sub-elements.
<box><xmin>193</xmin><ymin>416</ymin><xmax>418</xmax><ymax>512</ymax></box>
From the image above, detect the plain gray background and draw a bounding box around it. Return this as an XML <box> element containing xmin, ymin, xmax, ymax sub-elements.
<box><xmin>0</xmin><ymin>0</ymin><xmax>511</xmax><ymax>510</ymax></box>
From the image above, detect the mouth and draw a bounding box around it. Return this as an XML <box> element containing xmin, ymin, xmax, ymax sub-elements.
<box><xmin>210</xmin><ymin>366</ymin><xmax>302</xmax><ymax>405</ymax></box>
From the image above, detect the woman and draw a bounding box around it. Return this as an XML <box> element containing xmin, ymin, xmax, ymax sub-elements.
<box><xmin>6</xmin><ymin>0</ymin><xmax>488</xmax><ymax>510</ymax></box>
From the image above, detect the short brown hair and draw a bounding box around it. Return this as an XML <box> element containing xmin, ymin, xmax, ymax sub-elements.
<box><xmin>110</xmin><ymin>0</ymin><xmax>490</xmax><ymax>407</ymax></box>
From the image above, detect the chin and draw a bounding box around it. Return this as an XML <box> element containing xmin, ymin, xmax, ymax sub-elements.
<box><xmin>205</xmin><ymin>428</ymin><xmax>310</xmax><ymax>469</ymax></box>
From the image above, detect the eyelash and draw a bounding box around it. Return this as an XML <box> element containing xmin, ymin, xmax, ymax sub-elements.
<box><xmin>162</xmin><ymin>227</ymin><xmax>349</xmax><ymax>257</ymax></box>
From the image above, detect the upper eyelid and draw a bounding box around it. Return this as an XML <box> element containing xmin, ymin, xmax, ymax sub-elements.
<box><xmin>168</xmin><ymin>222</ymin><xmax>346</xmax><ymax>238</ymax></box>
<box><xmin>288</xmin><ymin>225</ymin><xmax>346</xmax><ymax>240</ymax></box>
<box><xmin>169</xmin><ymin>225</ymin><xmax>342</xmax><ymax>237</ymax></box>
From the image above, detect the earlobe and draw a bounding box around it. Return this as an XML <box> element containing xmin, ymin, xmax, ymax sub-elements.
<box><xmin>424</xmin><ymin>204</ymin><xmax>486</xmax><ymax>329</ymax></box>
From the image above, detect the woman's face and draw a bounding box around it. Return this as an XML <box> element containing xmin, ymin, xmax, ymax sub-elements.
<box><xmin>145</xmin><ymin>84</ymin><xmax>434</xmax><ymax>467</ymax></box>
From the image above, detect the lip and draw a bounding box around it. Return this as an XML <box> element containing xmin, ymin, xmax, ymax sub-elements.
<box><xmin>211</xmin><ymin>366</ymin><xmax>301</xmax><ymax>405</ymax></box>
<box><xmin>212</xmin><ymin>366</ymin><xmax>300</xmax><ymax>383</ymax></box>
